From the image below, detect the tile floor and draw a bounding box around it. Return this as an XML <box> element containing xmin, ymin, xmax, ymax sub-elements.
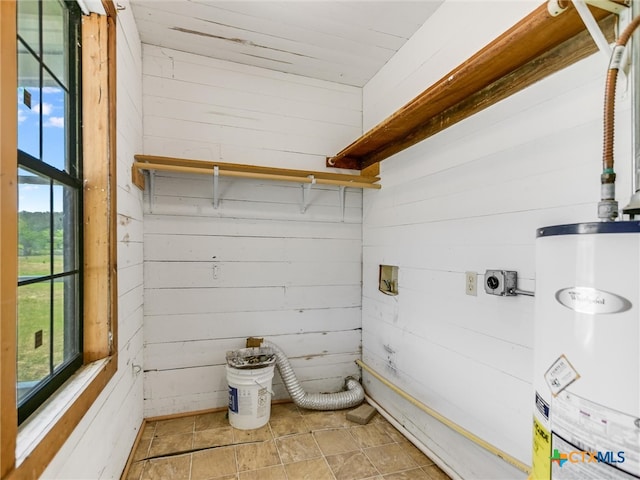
<box><xmin>125</xmin><ymin>402</ymin><xmax>451</xmax><ymax>480</ymax></box>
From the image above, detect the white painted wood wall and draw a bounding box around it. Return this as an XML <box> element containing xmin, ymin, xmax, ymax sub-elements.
<box><xmin>361</xmin><ymin>2</ymin><xmax>633</xmax><ymax>479</ymax></box>
<box><xmin>141</xmin><ymin>46</ymin><xmax>363</xmax><ymax>417</ymax></box>
<box><xmin>142</xmin><ymin>44</ymin><xmax>361</xmax><ymax>171</ymax></box>
<box><xmin>41</xmin><ymin>3</ymin><xmax>145</xmax><ymax>478</ymax></box>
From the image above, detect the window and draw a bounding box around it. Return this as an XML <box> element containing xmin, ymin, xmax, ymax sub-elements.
<box><xmin>16</xmin><ymin>0</ymin><xmax>83</xmax><ymax>424</ymax></box>
<box><xmin>0</xmin><ymin>1</ymin><xmax>118</xmax><ymax>478</ymax></box>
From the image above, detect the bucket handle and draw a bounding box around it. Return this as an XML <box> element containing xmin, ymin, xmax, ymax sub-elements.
<box><xmin>254</xmin><ymin>379</ymin><xmax>274</xmax><ymax>396</ymax></box>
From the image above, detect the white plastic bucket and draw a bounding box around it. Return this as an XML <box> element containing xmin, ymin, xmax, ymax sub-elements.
<box><xmin>226</xmin><ymin>364</ymin><xmax>275</xmax><ymax>430</ymax></box>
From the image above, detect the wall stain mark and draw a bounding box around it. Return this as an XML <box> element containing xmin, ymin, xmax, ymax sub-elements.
<box><xmin>238</xmin><ymin>52</ymin><xmax>293</xmax><ymax>65</ymax></box>
<box><xmin>383</xmin><ymin>344</ymin><xmax>397</xmax><ymax>375</ymax></box>
<box><xmin>171</xmin><ymin>26</ymin><xmax>313</xmax><ymax>59</ymax></box>
<box><xmin>118</xmin><ymin>214</ymin><xmax>133</xmax><ymax>226</ymax></box>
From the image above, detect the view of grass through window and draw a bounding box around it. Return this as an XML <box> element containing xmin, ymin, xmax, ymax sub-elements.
<box><xmin>18</xmin><ymin>212</ymin><xmax>65</xmax><ymax>392</ymax></box>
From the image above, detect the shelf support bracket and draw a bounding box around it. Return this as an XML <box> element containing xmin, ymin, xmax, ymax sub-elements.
<box><xmin>571</xmin><ymin>0</ymin><xmax>630</xmax><ymax>83</ymax></box>
<box><xmin>301</xmin><ymin>175</ymin><xmax>315</xmax><ymax>213</ymax></box>
<box><xmin>339</xmin><ymin>186</ymin><xmax>346</xmax><ymax>222</ymax></box>
<box><xmin>213</xmin><ymin>165</ymin><xmax>220</xmax><ymax>209</ymax></box>
<box><xmin>572</xmin><ymin>0</ymin><xmax>614</xmax><ymax>60</ymax></box>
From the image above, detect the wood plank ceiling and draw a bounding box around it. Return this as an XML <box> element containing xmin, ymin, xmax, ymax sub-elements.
<box><xmin>129</xmin><ymin>0</ymin><xmax>444</xmax><ymax>87</ymax></box>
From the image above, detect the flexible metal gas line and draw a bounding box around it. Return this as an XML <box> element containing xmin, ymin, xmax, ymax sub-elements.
<box><xmin>599</xmin><ymin>14</ymin><xmax>640</xmax><ymax>221</ymax></box>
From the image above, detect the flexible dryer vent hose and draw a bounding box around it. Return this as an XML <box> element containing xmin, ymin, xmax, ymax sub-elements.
<box><xmin>260</xmin><ymin>340</ymin><xmax>364</xmax><ymax>410</ymax></box>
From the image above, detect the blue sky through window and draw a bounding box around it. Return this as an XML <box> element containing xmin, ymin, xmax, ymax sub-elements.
<box><xmin>18</xmin><ymin>85</ymin><xmax>66</xmax><ymax>212</ymax></box>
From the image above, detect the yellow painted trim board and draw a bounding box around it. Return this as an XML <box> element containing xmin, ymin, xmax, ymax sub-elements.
<box><xmin>357</xmin><ymin>359</ymin><xmax>531</xmax><ymax>474</ymax></box>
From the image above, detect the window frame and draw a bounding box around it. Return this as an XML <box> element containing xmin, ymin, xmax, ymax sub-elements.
<box><xmin>16</xmin><ymin>0</ymin><xmax>85</xmax><ymax>424</ymax></box>
<box><xmin>0</xmin><ymin>1</ymin><xmax>118</xmax><ymax>478</ymax></box>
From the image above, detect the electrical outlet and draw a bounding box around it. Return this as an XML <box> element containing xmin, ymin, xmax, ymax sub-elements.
<box><xmin>465</xmin><ymin>271</ymin><xmax>477</xmax><ymax>296</ymax></box>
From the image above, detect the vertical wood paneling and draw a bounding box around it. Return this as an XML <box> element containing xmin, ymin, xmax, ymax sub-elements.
<box><xmin>42</xmin><ymin>2</ymin><xmax>145</xmax><ymax>478</ymax></box>
<box><xmin>142</xmin><ymin>49</ymin><xmax>363</xmax><ymax>416</ymax></box>
<box><xmin>361</xmin><ymin>1</ymin><xmax>632</xmax><ymax>477</ymax></box>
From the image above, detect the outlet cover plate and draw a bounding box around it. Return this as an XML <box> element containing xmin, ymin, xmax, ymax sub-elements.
<box><xmin>465</xmin><ymin>271</ymin><xmax>477</xmax><ymax>296</ymax></box>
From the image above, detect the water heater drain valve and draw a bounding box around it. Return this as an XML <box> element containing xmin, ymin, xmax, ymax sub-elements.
<box><xmin>484</xmin><ymin>270</ymin><xmax>518</xmax><ymax>296</ymax></box>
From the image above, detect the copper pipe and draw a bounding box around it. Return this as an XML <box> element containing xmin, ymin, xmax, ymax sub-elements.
<box><xmin>602</xmin><ymin>15</ymin><xmax>640</xmax><ymax>178</ymax></box>
<box><xmin>599</xmin><ymin>14</ymin><xmax>640</xmax><ymax>220</ymax></box>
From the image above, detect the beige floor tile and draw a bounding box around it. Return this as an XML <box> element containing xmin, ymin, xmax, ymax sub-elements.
<box><xmin>193</xmin><ymin>427</ymin><xmax>234</xmax><ymax>449</ymax></box>
<box><xmin>233</xmin><ymin>424</ymin><xmax>273</xmax><ymax>443</ymax></box>
<box><xmin>141</xmin><ymin>422</ymin><xmax>156</xmax><ymax>441</ymax></box>
<box><xmin>275</xmin><ymin>432</ymin><xmax>322</xmax><ymax>464</ymax></box>
<box><xmin>314</xmin><ymin>428</ymin><xmax>358</xmax><ymax>456</ymax></box>
<box><xmin>422</xmin><ymin>464</ymin><xmax>450</xmax><ymax>480</ymax></box>
<box><xmin>191</xmin><ymin>446</ymin><xmax>236</xmax><ymax>480</ymax></box>
<box><xmin>154</xmin><ymin>416</ymin><xmax>195</xmax><ymax>437</ymax></box>
<box><xmin>132</xmin><ymin>436</ymin><xmax>152</xmax><ymax>462</ymax></box>
<box><xmin>238</xmin><ymin>464</ymin><xmax>287</xmax><ymax>480</ymax></box>
<box><xmin>126</xmin><ymin>404</ymin><xmax>450</xmax><ymax>480</ymax></box>
<box><xmin>140</xmin><ymin>455</ymin><xmax>191</xmax><ymax>480</ymax></box>
<box><xmin>303</xmin><ymin>411</ymin><xmax>351</xmax><ymax>430</ymax></box>
<box><xmin>373</xmin><ymin>421</ymin><xmax>406</xmax><ymax>444</ymax></box>
<box><xmin>325</xmin><ymin>451</ymin><xmax>379</xmax><ymax>480</ymax></box>
<box><xmin>383</xmin><ymin>468</ymin><xmax>430</xmax><ymax>480</ymax></box>
<box><xmin>363</xmin><ymin>444</ymin><xmax>418</xmax><ymax>475</ymax></box>
<box><xmin>284</xmin><ymin>458</ymin><xmax>335</xmax><ymax>480</ymax></box>
<box><xmin>269</xmin><ymin>415</ymin><xmax>311</xmax><ymax>437</ymax></box>
<box><xmin>398</xmin><ymin>441</ymin><xmax>434</xmax><ymax>467</ymax></box>
<box><xmin>270</xmin><ymin>402</ymin><xmax>300</xmax><ymax>418</ymax></box>
<box><xmin>350</xmin><ymin>424</ymin><xmax>394</xmax><ymax>448</ymax></box>
<box><xmin>236</xmin><ymin>440</ymin><xmax>281</xmax><ymax>472</ymax></box>
<box><xmin>125</xmin><ymin>461</ymin><xmax>144</xmax><ymax>480</ymax></box>
<box><xmin>195</xmin><ymin>411</ymin><xmax>229</xmax><ymax>431</ymax></box>
<box><xmin>148</xmin><ymin>433</ymin><xmax>193</xmax><ymax>457</ymax></box>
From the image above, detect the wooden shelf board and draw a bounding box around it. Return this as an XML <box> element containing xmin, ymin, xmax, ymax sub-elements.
<box><xmin>327</xmin><ymin>2</ymin><xmax>620</xmax><ymax>170</ymax></box>
<box><xmin>132</xmin><ymin>154</ymin><xmax>381</xmax><ymax>190</ymax></box>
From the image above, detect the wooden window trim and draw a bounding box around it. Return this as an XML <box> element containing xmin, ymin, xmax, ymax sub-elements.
<box><xmin>0</xmin><ymin>3</ymin><xmax>118</xmax><ymax>479</ymax></box>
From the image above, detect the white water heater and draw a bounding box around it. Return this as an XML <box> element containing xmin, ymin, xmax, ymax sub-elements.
<box><xmin>532</xmin><ymin>222</ymin><xmax>640</xmax><ymax>479</ymax></box>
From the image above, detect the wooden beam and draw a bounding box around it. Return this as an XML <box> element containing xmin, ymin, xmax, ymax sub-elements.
<box><xmin>362</xmin><ymin>13</ymin><xmax>617</xmax><ymax>168</ymax></box>
<box><xmin>0</xmin><ymin>1</ymin><xmax>18</xmax><ymax>476</ymax></box>
<box><xmin>328</xmin><ymin>3</ymin><xmax>619</xmax><ymax>170</ymax></box>
<box><xmin>82</xmin><ymin>13</ymin><xmax>112</xmax><ymax>362</ymax></box>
